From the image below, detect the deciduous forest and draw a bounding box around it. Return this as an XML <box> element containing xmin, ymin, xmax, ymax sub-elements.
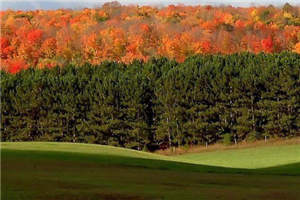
<box><xmin>1</xmin><ymin>2</ymin><xmax>300</xmax><ymax>74</ymax></box>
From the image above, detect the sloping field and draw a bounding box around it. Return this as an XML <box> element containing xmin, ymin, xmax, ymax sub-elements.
<box><xmin>1</xmin><ymin>142</ymin><xmax>170</xmax><ymax>160</ymax></box>
<box><xmin>2</xmin><ymin>142</ymin><xmax>300</xmax><ymax>200</ymax></box>
<box><xmin>174</xmin><ymin>144</ymin><xmax>300</xmax><ymax>169</ymax></box>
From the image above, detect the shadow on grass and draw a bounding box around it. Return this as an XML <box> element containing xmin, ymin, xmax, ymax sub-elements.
<box><xmin>2</xmin><ymin>149</ymin><xmax>299</xmax><ymax>176</ymax></box>
<box><xmin>2</xmin><ymin>149</ymin><xmax>300</xmax><ymax>200</ymax></box>
<box><xmin>255</xmin><ymin>163</ymin><xmax>300</xmax><ymax>176</ymax></box>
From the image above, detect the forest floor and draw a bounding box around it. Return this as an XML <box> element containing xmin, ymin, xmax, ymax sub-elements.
<box><xmin>1</xmin><ymin>142</ymin><xmax>300</xmax><ymax>200</ymax></box>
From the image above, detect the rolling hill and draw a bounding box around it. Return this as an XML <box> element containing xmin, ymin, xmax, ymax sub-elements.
<box><xmin>2</xmin><ymin>142</ymin><xmax>300</xmax><ymax>200</ymax></box>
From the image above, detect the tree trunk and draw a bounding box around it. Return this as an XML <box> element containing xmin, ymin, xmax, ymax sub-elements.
<box><xmin>251</xmin><ymin>95</ymin><xmax>255</xmax><ymax>131</ymax></box>
<box><xmin>167</xmin><ymin>117</ymin><xmax>172</xmax><ymax>150</ymax></box>
<box><xmin>265</xmin><ymin>135</ymin><xmax>267</xmax><ymax>143</ymax></box>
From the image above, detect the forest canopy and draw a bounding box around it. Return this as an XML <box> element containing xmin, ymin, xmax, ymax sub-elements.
<box><xmin>1</xmin><ymin>3</ymin><xmax>300</xmax><ymax>73</ymax></box>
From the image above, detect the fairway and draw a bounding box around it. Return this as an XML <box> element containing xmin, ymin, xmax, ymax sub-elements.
<box><xmin>2</xmin><ymin>142</ymin><xmax>300</xmax><ymax>200</ymax></box>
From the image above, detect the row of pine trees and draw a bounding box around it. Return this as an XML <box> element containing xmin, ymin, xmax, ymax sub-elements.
<box><xmin>1</xmin><ymin>52</ymin><xmax>299</xmax><ymax>151</ymax></box>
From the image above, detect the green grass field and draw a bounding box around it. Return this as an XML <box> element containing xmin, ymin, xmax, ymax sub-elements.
<box><xmin>175</xmin><ymin>144</ymin><xmax>300</xmax><ymax>169</ymax></box>
<box><xmin>2</xmin><ymin>142</ymin><xmax>300</xmax><ymax>200</ymax></box>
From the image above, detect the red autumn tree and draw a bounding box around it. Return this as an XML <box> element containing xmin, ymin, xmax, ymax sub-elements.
<box><xmin>261</xmin><ymin>36</ymin><xmax>274</xmax><ymax>53</ymax></box>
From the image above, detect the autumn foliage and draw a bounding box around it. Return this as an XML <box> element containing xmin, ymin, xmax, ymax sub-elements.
<box><xmin>1</xmin><ymin>2</ymin><xmax>300</xmax><ymax>73</ymax></box>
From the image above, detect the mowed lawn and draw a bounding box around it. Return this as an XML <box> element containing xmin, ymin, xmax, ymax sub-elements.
<box><xmin>2</xmin><ymin>142</ymin><xmax>300</xmax><ymax>200</ymax></box>
<box><xmin>174</xmin><ymin>144</ymin><xmax>300</xmax><ymax>169</ymax></box>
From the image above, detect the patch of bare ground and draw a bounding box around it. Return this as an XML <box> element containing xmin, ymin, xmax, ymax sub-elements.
<box><xmin>156</xmin><ymin>137</ymin><xmax>300</xmax><ymax>156</ymax></box>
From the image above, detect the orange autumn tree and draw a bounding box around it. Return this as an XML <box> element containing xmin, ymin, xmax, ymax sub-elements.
<box><xmin>1</xmin><ymin>3</ymin><xmax>300</xmax><ymax>72</ymax></box>
<box><xmin>294</xmin><ymin>42</ymin><xmax>300</xmax><ymax>54</ymax></box>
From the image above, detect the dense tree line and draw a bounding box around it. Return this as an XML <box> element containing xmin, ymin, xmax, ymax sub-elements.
<box><xmin>1</xmin><ymin>52</ymin><xmax>300</xmax><ymax>150</ymax></box>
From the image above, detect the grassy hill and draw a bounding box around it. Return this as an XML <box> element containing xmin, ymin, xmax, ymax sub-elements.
<box><xmin>2</xmin><ymin>142</ymin><xmax>300</xmax><ymax>200</ymax></box>
<box><xmin>174</xmin><ymin>144</ymin><xmax>300</xmax><ymax>169</ymax></box>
